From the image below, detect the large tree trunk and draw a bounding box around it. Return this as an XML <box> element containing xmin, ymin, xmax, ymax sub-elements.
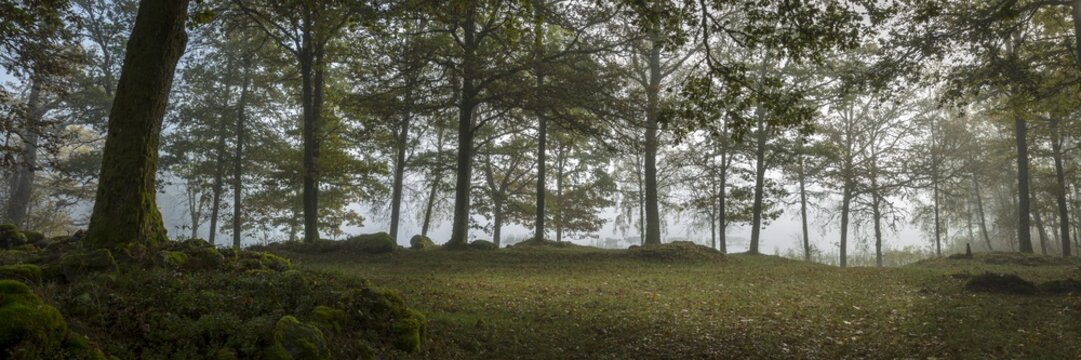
<box><xmin>871</xmin><ymin>164</ymin><xmax>883</xmax><ymax>267</ymax></box>
<box><xmin>1015</xmin><ymin>116</ymin><xmax>1034</xmax><ymax>253</ymax></box>
<box><xmin>85</xmin><ymin>0</ymin><xmax>190</xmax><ymax>249</ymax></box>
<box><xmin>448</xmin><ymin>14</ymin><xmax>478</xmax><ymax>248</ymax></box>
<box><xmin>493</xmin><ymin>200</ymin><xmax>503</xmax><ymax>247</ymax></box>
<box><xmin>1051</xmin><ymin>119</ymin><xmax>1071</xmax><ymax>257</ymax></box>
<box><xmin>642</xmin><ymin>40</ymin><xmax>662</xmax><ymax>246</ymax></box>
<box><xmin>233</xmin><ymin>57</ymin><xmax>252</xmax><ymax>251</ymax></box>
<box><xmin>298</xmin><ymin>31</ymin><xmax>323</xmax><ymax>243</ymax></box>
<box><xmin>718</xmin><ymin>148</ymin><xmax>727</xmax><ymax>254</ymax></box>
<box><xmin>4</xmin><ymin>77</ymin><xmax>43</xmax><ymax>229</ymax></box>
<box><xmin>532</xmin><ymin>0</ymin><xmax>547</xmax><ymax>243</ymax></box>
<box><xmin>748</xmin><ymin>107</ymin><xmax>767</xmax><ymax>254</ymax></box>
<box><xmin>389</xmin><ymin>110</ymin><xmax>410</xmax><ymax>242</ymax></box>
<box><xmin>421</xmin><ymin>130</ymin><xmax>446</xmax><ymax>236</ymax></box>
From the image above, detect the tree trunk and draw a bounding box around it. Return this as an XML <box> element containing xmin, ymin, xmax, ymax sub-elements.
<box><xmin>555</xmin><ymin>143</ymin><xmax>565</xmax><ymax>242</ymax></box>
<box><xmin>532</xmin><ymin>1</ymin><xmax>547</xmax><ymax>243</ymax></box>
<box><xmin>86</xmin><ymin>0</ymin><xmax>190</xmax><ymax>249</ymax></box>
<box><xmin>643</xmin><ymin>39</ymin><xmax>662</xmax><ymax>246</ymax></box>
<box><xmin>718</xmin><ymin>149</ymin><xmax>727</xmax><ymax>254</ymax></box>
<box><xmin>932</xmin><ymin>123</ymin><xmax>942</xmax><ymax>257</ymax></box>
<box><xmin>208</xmin><ymin>114</ymin><xmax>228</xmax><ymax>245</ymax></box>
<box><xmin>493</xmin><ymin>200</ymin><xmax>503</xmax><ymax>247</ymax></box>
<box><xmin>840</xmin><ymin>180</ymin><xmax>852</xmax><ymax>268</ymax></box>
<box><xmin>389</xmin><ymin>109</ymin><xmax>410</xmax><ymax>242</ymax></box>
<box><xmin>4</xmin><ymin>77</ymin><xmax>43</xmax><ymax>229</ymax></box>
<box><xmin>298</xmin><ymin>25</ymin><xmax>323</xmax><ymax>243</ymax></box>
<box><xmin>1015</xmin><ymin>116</ymin><xmax>1034</xmax><ymax>253</ymax></box>
<box><xmin>972</xmin><ymin>170</ymin><xmax>993</xmax><ymax>251</ymax></box>
<box><xmin>799</xmin><ymin>152</ymin><xmax>810</xmax><ymax>261</ymax></box>
<box><xmin>749</xmin><ymin>107</ymin><xmax>767</xmax><ymax>254</ymax></box>
<box><xmin>1051</xmin><ymin>119</ymin><xmax>1071</xmax><ymax>257</ymax></box>
<box><xmin>448</xmin><ymin>14</ymin><xmax>478</xmax><ymax>248</ymax></box>
<box><xmin>1034</xmin><ymin>196</ymin><xmax>1049</xmax><ymax>255</ymax></box>
<box><xmin>233</xmin><ymin>57</ymin><xmax>252</xmax><ymax>251</ymax></box>
<box><xmin>871</xmin><ymin>166</ymin><xmax>883</xmax><ymax>267</ymax></box>
<box><xmin>421</xmin><ymin>131</ymin><xmax>446</xmax><ymax>237</ymax></box>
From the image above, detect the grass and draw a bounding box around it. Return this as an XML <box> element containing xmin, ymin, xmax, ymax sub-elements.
<box><xmin>281</xmin><ymin>247</ymin><xmax>1081</xmax><ymax>359</ymax></box>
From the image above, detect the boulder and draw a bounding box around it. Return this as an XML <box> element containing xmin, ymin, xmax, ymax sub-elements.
<box><xmin>265</xmin><ymin>316</ymin><xmax>329</xmax><ymax>360</ymax></box>
<box><xmin>408</xmin><ymin>235</ymin><xmax>436</xmax><ymax>250</ymax></box>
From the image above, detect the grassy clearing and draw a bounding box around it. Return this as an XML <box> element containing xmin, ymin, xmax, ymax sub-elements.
<box><xmin>283</xmin><ymin>248</ymin><xmax>1081</xmax><ymax>359</ymax></box>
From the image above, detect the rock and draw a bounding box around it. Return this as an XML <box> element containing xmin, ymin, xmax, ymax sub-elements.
<box><xmin>265</xmin><ymin>316</ymin><xmax>329</xmax><ymax>360</ymax></box>
<box><xmin>0</xmin><ymin>280</ymin><xmax>68</xmax><ymax>352</ymax></box>
<box><xmin>0</xmin><ymin>264</ymin><xmax>43</xmax><ymax>283</ymax></box>
<box><xmin>235</xmin><ymin>252</ymin><xmax>293</xmax><ymax>272</ymax></box>
<box><xmin>468</xmin><ymin>240</ymin><xmax>497</xmax><ymax>251</ymax></box>
<box><xmin>343</xmin><ymin>233</ymin><xmax>396</xmax><ymax>254</ymax></box>
<box><xmin>160</xmin><ymin>251</ymin><xmax>189</xmax><ymax>269</ymax></box>
<box><xmin>341</xmin><ymin>287</ymin><xmax>426</xmax><ymax>353</ymax></box>
<box><xmin>58</xmin><ymin>249</ymin><xmax>118</xmax><ymax>281</ymax></box>
<box><xmin>391</xmin><ymin>308</ymin><xmax>427</xmax><ymax>353</ymax></box>
<box><xmin>409</xmin><ymin>235</ymin><xmax>436</xmax><ymax>250</ymax></box>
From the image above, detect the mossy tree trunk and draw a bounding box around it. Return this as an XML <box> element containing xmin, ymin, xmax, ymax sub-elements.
<box><xmin>85</xmin><ymin>0</ymin><xmax>190</xmax><ymax>249</ymax></box>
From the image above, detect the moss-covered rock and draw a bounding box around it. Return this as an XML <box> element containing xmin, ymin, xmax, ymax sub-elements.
<box><xmin>341</xmin><ymin>287</ymin><xmax>426</xmax><ymax>353</ymax></box>
<box><xmin>59</xmin><ymin>249</ymin><xmax>118</xmax><ymax>281</ymax></box>
<box><xmin>235</xmin><ymin>251</ymin><xmax>293</xmax><ymax>272</ymax></box>
<box><xmin>344</xmin><ymin>233</ymin><xmax>397</xmax><ymax>254</ymax></box>
<box><xmin>309</xmin><ymin>306</ymin><xmax>345</xmax><ymax>335</ymax></box>
<box><xmin>265</xmin><ymin>315</ymin><xmax>329</xmax><ymax>360</ymax></box>
<box><xmin>0</xmin><ymin>280</ymin><xmax>68</xmax><ymax>354</ymax></box>
<box><xmin>23</xmin><ymin>231</ymin><xmax>45</xmax><ymax>245</ymax></box>
<box><xmin>468</xmin><ymin>240</ymin><xmax>497</xmax><ymax>251</ymax></box>
<box><xmin>409</xmin><ymin>235</ymin><xmax>436</xmax><ymax>250</ymax></box>
<box><xmin>0</xmin><ymin>263</ymin><xmax>43</xmax><ymax>283</ymax></box>
<box><xmin>1</xmin><ymin>224</ymin><xmax>28</xmax><ymax>249</ymax></box>
<box><xmin>160</xmin><ymin>251</ymin><xmax>188</xmax><ymax>269</ymax></box>
<box><xmin>391</xmin><ymin>308</ymin><xmax>427</xmax><ymax>352</ymax></box>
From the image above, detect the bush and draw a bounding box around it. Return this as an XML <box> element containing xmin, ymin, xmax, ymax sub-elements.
<box><xmin>409</xmin><ymin>235</ymin><xmax>436</xmax><ymax>250</ymax></box>
<box><xmin>0</xmin><ymin>263</ymin><xmax>43</xmax><ymax>283</ymax></box>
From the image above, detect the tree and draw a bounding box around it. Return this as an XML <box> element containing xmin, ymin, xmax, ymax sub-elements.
<box><xmin>85</xmin><ymin>0</ymin><xmax>191</xmax><ymax>248</ymax></box>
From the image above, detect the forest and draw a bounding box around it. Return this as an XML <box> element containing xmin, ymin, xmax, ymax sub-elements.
<box><xmin>1</xmin><ymin>0</ymin><xmax>1081</xmax><ymax>359</ymax></box>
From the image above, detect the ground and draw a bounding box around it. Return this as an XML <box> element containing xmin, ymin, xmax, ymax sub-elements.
<box><xmin>282</xmin><ymin>247</ymin><xmax>1081</xmax><ymax>360</ymax></box>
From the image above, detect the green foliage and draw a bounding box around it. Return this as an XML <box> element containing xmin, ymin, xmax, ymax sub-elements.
<box><xmin>0</xmin><ymin>224</ymin><xmax>28</xmax><ymax>249</ymax></box>
<box><xmin>309</xmin><ymin>306</ymin><xmax>345</xmax><ymax>335</ymax></box>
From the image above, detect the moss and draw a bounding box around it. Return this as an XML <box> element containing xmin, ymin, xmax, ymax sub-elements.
<box><xmin>0</xmin><ymin>264</ymin><xmax>43</xmax><ymax>283</ymax></box>
<box><xmin>409</xmin><ymin>235</ymin><xmax>436</xmax><ymax>250</ymax></box>
<box><xmin>391</xmin><ymin>308</ymin><xmax>426</xmax><ymax>352</ymax></box>
<box><xmin>468</xmin><ymin>240</ymin><xmax>497</xmax><ymax>251</ymax></box>
<box><xmin>160</xmin><ymin>250</ymin><xmax>189</xmax><ymax>268</ymax></box>
<box><xmin>344</xmin><ymin>233</ymin><xmax>397</xmax><ymax>254</ymax></box>
<box><xmin>0</xmin><ymin>280</ymin><xmax>68</xmax><ymax>353</ymax></box>
<box><xmin>260</xmin><ymin>252</ymin><xmax>292</xmax><ymax>271</ymax></box>
<box><xmin>23</xmin><ymin>231</ymin><xmax>45</xmax><ymax>244</ymax></box>
<box><xmin>309</xmin><ymin>306</ymin><xmax>346</xmax><ymax>335</ymax></box>
<box><xmin>189</xmin><ymin>246</ymin><xmax>225</xmax><ymax>270</ymax></box>
<box><xmin>59</xmin><ymin>249</ymin><xmax>118</xmax><ymax>281</ymax></box>
<box><xmin>626</xmin><ymin>241</ymin><xmax>724</xmax><ymax>261</ymax></box>
<box><xmin>265</xmin><ymin>315</ymin><xmax>329</xmax><ymax>360</ymax></box>
<box><xmin>233</xmin><ymin>251</ymin><xmax>292</xmax><ymax>272</ymax></box>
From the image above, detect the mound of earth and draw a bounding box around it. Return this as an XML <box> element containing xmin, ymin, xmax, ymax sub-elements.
<box><xmin>508</xmin><ymin>238</ymin><xmax>588</xmax><ymax>249</ymax></box>
<box><xmin>914</xmin><ymin>252</ymin><xmax>1080</xmax><ymax>268</ymax></box>
<box><xmin>626</xmin><ymin>241</ymin><xmax>723</xmax><ymax>261</ymax></box>
<box><xmin>964</xmin><ymin>272</ymin><xmax>1038</xmax><ymax>295</ymax></box>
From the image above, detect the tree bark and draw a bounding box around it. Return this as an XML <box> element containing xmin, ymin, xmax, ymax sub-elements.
<box><xmin>4</xmin><ymin>77</ymin><xmax>43</xmax><ymax>229</ymax></box>
<box><xmin>840</xmin><ymin>179</ymin><xmax>852</xmax><ymax>268</ymax></box>
<box><xmin>208</xmin><ymin>114</ymin><xmax>228</xmax><ymax>245</ymax></box>
<box><xmin>1015</xmin><ymin>116</ymin><xmax>1034</xmax><ymax>253</ymax></box>
<box><xmin>798</xmin><ymin>151</ymin><xmax>810</xmax><ymax>261</ymax></box>
<box><xmin>749</xmin><ymin>106</ymin><xmax>767</xmax><ymax>254</ymax></box>
<box><xmin>1034</xmin><ymin>195</ymin><xmax>1049</xmax><ymax>255</ymax></box>
<box><xmin>1051</xmin><ymin>119</ymin><xmax>1071</xmax><ymax>257</ymax></box>
<box><xmin>871</xmin><ymin>161</ymin><xmax>883</xmax><ymax>267</ymax></box>
<box><xmin>233</xmin><ymin>56</ymin><xmax>252</xmax><ymax>251</ymax></box>
<box><xmin>532</xmin><ymin>0</ymin><xmax>547</xmax><ymax>243</ymax></box>
<box><xmin>643</xmin><ymin>39</ymin><xmax>662</xmax><ymax>246</ymax></box>
<box><xmin>86</xmin><ymin>0</ymin><xmax>190</xmax><ymax>249</ymax></box>
<box><xmin>389</xmin><ymin>109</ymin><xmax>410</xmax><ymax>242</ymax></box>
<box><xmin>448</xmin><ymin>12</ymin><xmax>479</xmax><ymax>248</ymax></box>
<box><xmin>972</xmin><ymin>170</ymin><xmax>993</xmax><ymax>251</ymax></box>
